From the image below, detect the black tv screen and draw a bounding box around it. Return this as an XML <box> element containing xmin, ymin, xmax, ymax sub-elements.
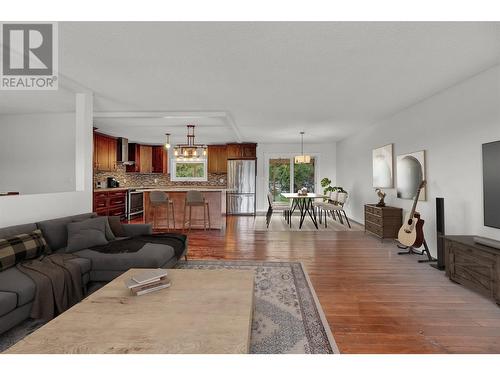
<box><xmin>483</xmin><ymin>141</ymin><xmax>500</xmax><ymax>229</ymax></box>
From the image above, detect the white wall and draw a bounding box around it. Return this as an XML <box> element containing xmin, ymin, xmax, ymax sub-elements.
<box><xmin>256</xmin><ymin>142</ymin><xmax>337</xmax><ymax>212</ymax></box>
<box><xmin>0</xmin><ymin>113</ymin><xmax>76</xmax><ymax>195</ymax></box>
<box><xmin>336</xmin><ymin>65</ymin><xmax>500</xmax><ymax>256</ymax></box>
<box><xmin>0</xmin><ymin>93</ymin><xmax>93</xmax><ymax>227</ymax></box>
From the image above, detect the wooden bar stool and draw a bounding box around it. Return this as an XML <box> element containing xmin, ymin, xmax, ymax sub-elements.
<box><xmin>183</xmin><ymin>190</ymin><xmax>210</xmax><ymax>231</ymax></box>
<box><xmin>149</xmin><ymin>191</ymin><xmax>175</xmax><ymax>230</ymax></box>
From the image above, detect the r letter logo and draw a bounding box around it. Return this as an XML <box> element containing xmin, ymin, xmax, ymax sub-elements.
<box><xmin>1</xmin><ymin>22</ymin><xmax>58</xmax><ymax>90</ymax></box>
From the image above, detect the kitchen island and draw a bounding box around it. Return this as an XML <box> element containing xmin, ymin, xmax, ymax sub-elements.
<box><xmin>140</xmin><ymin>188</ymin><xmax>227</xmax><ymax>230</ymax></box>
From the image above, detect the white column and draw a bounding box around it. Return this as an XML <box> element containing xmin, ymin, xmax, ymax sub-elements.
<box><xmin>75</xmin><ymin>92</ymin><xmax>93</xmax><ymax>192</ymax></box>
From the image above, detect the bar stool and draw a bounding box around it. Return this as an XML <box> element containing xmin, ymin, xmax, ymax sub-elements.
<box><xmin>183</xmin><ymin>190</ymin><xmax>210</xmax><ymax>230</ymax></box>
<box><xmin>149</xmin><ymin>191</ymin><xmax>175</xmax><ymax>230</ymax></box>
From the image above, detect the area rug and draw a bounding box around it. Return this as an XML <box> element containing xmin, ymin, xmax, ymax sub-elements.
<box><xmin>254</xmin><ymin>213</ymin><xmax>363</xmax><ymax>232</ymax></box>
<box><xmin>176</xmin><ymin>260</ymin><xmax>338</xmax><ymax>354</ymax></box>
<box><xmin>0</xmin><ymin>260</ymin><xmax>338</xmax><ymax>354</ymax></box>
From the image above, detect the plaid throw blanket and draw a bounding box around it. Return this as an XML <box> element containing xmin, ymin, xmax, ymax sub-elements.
<box><xmin>0</xmin><ymin>229</ymin><xmax>49</xmax><ymax>272</ymax></box>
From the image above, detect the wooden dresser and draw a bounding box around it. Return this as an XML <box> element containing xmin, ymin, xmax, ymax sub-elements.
<box><xmin>364</xmin><ymin>204</ymin><xmax>402</xmax><ymax>240</ymax></box>
<box><xmin>445</xmin><ymin>236</ymin><xmax>500</xmax><ymax>305</ymax></box>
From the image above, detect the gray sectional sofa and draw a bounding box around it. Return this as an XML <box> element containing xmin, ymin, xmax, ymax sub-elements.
<box><xmin>0</xmin><ymin>213</ymin><xmax>184</xmax><ymax>335</ymax></box>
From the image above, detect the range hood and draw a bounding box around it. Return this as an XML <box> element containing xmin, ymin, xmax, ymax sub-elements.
<box><xmin>116</xmin><ymin>137</ymin><xmax>134</xmax><ymax>165</ymax></box>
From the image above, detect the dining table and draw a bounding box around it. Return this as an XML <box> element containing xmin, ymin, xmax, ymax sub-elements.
<box><xmin>281</xmin><ymin>192</ymin><xmax>328</xmax><ymax>229</ymax></box>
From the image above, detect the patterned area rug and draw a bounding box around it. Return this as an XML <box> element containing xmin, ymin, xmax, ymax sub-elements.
<box><xmin>0</xmin><ymin>260</ymin><xmax>338</xmax><ymax>354</ymax></box>
<box><xmin>176</xmin><ymin>260</ymin><xmax>338</xmax><ymax>354</ymax></box>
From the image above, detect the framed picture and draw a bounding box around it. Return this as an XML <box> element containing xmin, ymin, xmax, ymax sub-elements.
<box><xmin>397</xmin><ymin>150</ymin><xmax>426</xmax><ymax>201</ymax></box>
<box><xmin>372</xmin><ymin>144</ymin><xmax>393</xmax><ymax>188</ymax></box>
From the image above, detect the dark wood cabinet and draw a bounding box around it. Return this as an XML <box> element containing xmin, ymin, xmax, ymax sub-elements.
<box><xmin>126</xmin><ymin>143</ymin><xmax>140</xmax><ymax>173</ymax></box>
<box><xmin>208</xmin><ymin>145</ymin><xmax>227</xmax><ymax>173</ymax></box>
<box><xmin>152</xmin><ymin>146</ymin><xmax>168</xmax><ymax>174</ymax></box>
<box><xmin>226</xmin><ymin>143</ymin><xmax>257</xmax><ymax>159</ymax></box>
<box><xmin>139</xmin><ymin>145</ymin><xmax>153</xmax><ymax>174</ymax></box>
<box><xmin>93</xmin><ymin>189</ymin><xmax>127</xmax><ymax>219</ymax></box>
<box><xmin>93</xmin><ymin>132</ymin><xmax>117</xmax><ymax>172</ymax></box>
<box><xmin>364</xmin><ymin>204</ymin><xmax>402</xmax><ymax>240</ymax></box>
<box><xmin>445</xmin><ymin>236</ymin><xmax>500</xmax><ymax>305</ymax></box>
<box><xmin>126</xmin><ymin>144</ymin><xmax>166</xmax><ymax>174</ymax></box>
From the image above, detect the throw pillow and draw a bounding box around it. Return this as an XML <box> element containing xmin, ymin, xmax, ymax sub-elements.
<box><xmin>73</xmin><ymin>215</ymin><xmax>115</xmax><ymax>241</ymax></box>
<box><xmin>107</xmin><ymin>216</ymin><xmax>126</xmax><ymax>237</ymax></box>
<box><xmin>0</xmin><ymin>229</ymin><xmax>50</xmax><ymax>271</ymax></box>
<box><xmin>66</xmin><ymin>217</ymin><xmax>109</xmax><ymax>253</ymax></box>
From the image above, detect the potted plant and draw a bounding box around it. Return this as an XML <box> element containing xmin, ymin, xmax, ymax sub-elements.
<box><xmin>320</xmin><ymin>178</ymin><xmax>347</xmax><ymax>201</ymax></box>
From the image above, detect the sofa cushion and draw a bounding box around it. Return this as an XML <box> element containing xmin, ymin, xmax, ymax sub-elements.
<box><xmin>76</xmin><ymin>242</ymin><xmax>175</xmax><ymax>272</ymax></box>
<box><xmin>0</xmin><ymin>267</ymin><xmax>36</xmax><ymax>306</ymax></box>
<box><xmin>0</xmin><ymin>291</ymin><xmax>17</xmax><ymax>317</ymax></box>
<box><xmin>107</xmin><ymin>216</ymin><xmax>125</xmax><ymax>237</ymax></box>
<box><xmin>66</xmin><ymin>257</ymin><xmax>92</xmax><ymax>275</ymax></box>
<box><xmin>0</xmin><ymin>230</ymin><xmax>50</xmax><ymax>271</ymax></box>
<box><xmin>66</xmin><ymin>218</ymin><xmax>109</xmax><ymax>253</ymax></box>
<box><xmin>102</xmin><ymin>217</ymin><xmax>116</xmax><ymax>241</ymax></box>
<box><xmin>36</xmin><ymin>213</ymin><xmax>97</xmax><ymax>251</ymax></box>
<box><xmin>0</xmin><ymin>223</ymin><xmax>37</xmax><ymax>239</ymax></box>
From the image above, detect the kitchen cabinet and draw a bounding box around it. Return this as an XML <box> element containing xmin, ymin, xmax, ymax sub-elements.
<box><xmin>152</xmin><ymin>146</ymin><xmax>168</xmax><ymax>174</ymax></box>
<box><xmin>94</xmin><ymin>132</ymin><xmax>117</xmax><ymax>172</ymax></box>
<box><xmin>126</xmin><ymin>143</ymin><xmax>159</xmax><ymax>174</ymax></box>
<box><xmin>126</xmin><ymin>143</ymin><xmax>140</xmax><ymax>173</ymax></box>
<box><xmin>208</xmin><ymin>145</ymin><xmax>227</xmax><ymax>173</ymax></box>
<box><xmin>226</xmin><ymin>143</ymin><xmax>257</xmax><ymax>160</ymax></box>
<box><xmin>93</xmin><ymin>189</ymin><xmax>127</xmax><ymax>219</ymax></box>
<box><xmin>140</xmin><ymin>145</ymin><xmax>153</xmax><ymax>174</ymax></box>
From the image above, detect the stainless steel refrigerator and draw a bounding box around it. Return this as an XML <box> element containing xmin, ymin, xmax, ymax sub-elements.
<box><xmin>227</xmin><ymin>159</ymin><xmax>256</xmax><ymax>215</ymax></box>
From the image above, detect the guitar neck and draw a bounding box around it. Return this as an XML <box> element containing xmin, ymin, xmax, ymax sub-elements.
<box><xmin>409</xmin><ymin>187</ymin><xmax>422</xmax><ymax>217</ymax></box>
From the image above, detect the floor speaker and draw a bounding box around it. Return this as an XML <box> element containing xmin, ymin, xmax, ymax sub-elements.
<box><xmin>432</xmin><ymin>197</ymin><xmax>446</xmax><ymax>270</ymax></box>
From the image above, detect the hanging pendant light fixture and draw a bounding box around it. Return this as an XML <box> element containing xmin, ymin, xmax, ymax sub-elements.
<box><xmin>173</xmin><ymin>125</ymin><xmax>208</xmax><ymax>161</ymax></box>
<box><xmin>164</xmin><ymin>133</ymin><xmax>171</xmax><ymax>149</ymax></box>
<box><xmin>295</xmin><ymin>131</ymin><xmax>311</xmax><ymax>164</ymax></box>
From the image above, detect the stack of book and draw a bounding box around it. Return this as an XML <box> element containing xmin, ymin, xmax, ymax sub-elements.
<box><xmin>124</xmin><ymin>269</ymin><xmax>171</xmax><ymax>296</ymax></box>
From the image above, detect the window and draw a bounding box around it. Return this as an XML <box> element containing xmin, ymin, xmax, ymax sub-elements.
<box><xmin>294</xmin><ymin>157</ymin><xmax>315</xmax><ymax>193</ymax></box>
<box><xmin>171</xmin><ymin>160</ymin><xmax>208</xmax><ymax>181</ymax></box>
<box><xmin>269</xmin><ymin>158</ymin><xmax>291</xmax><ymax>202</ymax></box>
<box><xmin>268</xmin><ymin>156</ymin><xmax>316</xmax><ymax>202</ymax></box>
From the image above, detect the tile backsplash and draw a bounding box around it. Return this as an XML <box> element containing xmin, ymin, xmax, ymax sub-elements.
<box><xmin>94</xmin><ymin>164</ymin><xmax>227</xmax><ymax>188</ymax></box>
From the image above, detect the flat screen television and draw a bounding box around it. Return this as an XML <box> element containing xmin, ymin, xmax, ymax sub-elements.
<box><xmin>483</xmin><ymin>140</ymin><xmax>500</xmax><ymax>229</ymax></box>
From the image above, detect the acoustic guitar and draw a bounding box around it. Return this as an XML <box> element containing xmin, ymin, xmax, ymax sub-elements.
<box><xmin>397</xmin><ymin>180</ymin><xmax>427</xmax><ymax>248</ymax></box>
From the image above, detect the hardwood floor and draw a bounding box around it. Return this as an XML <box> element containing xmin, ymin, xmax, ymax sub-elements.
<box><xmin>146</xmin><ymin>214</ymin><xmax>500</xmax><ymax>353</ymax></box>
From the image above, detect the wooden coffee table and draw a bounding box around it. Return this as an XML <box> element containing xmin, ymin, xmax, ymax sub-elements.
<box><xmin>5</xmin><ymin>269</ymin><xmax>255</xmax><ymax>354</ymax></box>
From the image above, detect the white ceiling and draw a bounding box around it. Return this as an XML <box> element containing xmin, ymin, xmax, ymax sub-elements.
<box><xmin>93</xmin><ymin>115</ymin><xmax>236</xmax><ymax>145</ymax></box>
<box><xmin>1</xmin><ymin>22</ymin><xmax>500</xmax><ymax>143</ymax></box>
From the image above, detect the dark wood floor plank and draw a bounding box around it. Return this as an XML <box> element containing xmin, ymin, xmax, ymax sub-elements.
<box><xmin>138</xmin><ymin>215</ymin><xmax>500</xmax><ymax>353</ymax></box>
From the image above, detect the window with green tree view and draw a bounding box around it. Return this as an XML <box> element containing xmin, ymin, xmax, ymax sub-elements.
<box><xmin>171</xmin><ymin>161</ymin><xmax>207</xmax><ymax>181</ymax></box>
<box><xmin>268</xmin><ymin>157</ymin><xmax>315</xmax><ymax>202</ymax></box>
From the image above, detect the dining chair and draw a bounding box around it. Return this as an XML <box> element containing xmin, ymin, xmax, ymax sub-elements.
<box><xmin>315</xmin><ymin>191</ymin><xmax>351</xmax><ymax>229</ymax></box>
<box><xmin>266</xmin><ymin>192</ymin><xmax>291</xmax><ymax>228</ymax></box>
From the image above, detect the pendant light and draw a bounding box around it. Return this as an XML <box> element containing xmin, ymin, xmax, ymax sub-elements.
<box><xmin>173</xmin><ymin>125</ymin><xmax>208</xmax><ymax>161</ymax></box>
<box><xmin>294</xmin><ymin>131</ymin><xmax>311</xmax><ymax>164</ymax></box>
<box><xmin>164</xmin><ymin>133</ymin><xmax>171</xmax><ymax>149</ymax></box>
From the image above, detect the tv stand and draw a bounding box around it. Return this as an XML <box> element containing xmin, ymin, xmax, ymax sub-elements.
<box><xmin>445</xmin><ymin>236</ymin><xmax>500</xmax><ymax>305</ymax></box>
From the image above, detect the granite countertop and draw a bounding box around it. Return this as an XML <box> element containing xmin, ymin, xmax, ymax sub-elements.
<box><xmin>135</xmin><ymin>187</ymin><xmax>230</xmax><ymax>192</ymax></box>
<box><xmin>94</xmin><ymin>186</ymin><xmax>229</xmax><ymax>192</ymax></box>
<box><xmin>94</xmin><ymin>187</ymin><xmax>129</xmax><ymax>192</ymax></box>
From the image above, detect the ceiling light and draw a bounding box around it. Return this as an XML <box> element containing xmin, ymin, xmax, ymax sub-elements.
<box><xmin>295</xmin><ymin>131</ymin><xmax>311</xmax><ymax>164</ymax></box>
<box><xmin>164</xmin><ymin>133</ymin><xmax>171</xmax><ymax>149</ymax></box>
<box><xmin>174</xmin><ymin>125</ymin><xmax>208</xmax><ymax>161</ymax></box>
